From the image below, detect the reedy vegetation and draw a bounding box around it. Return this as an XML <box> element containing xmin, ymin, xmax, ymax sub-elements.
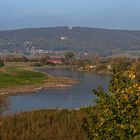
<box><xmin>0</xmin><ymin>109</ymin><xmax>87</xmax><ymax>140</ymax></box>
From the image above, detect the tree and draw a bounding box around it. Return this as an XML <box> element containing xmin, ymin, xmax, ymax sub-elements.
<box><xmin>65</xmin><ymin>52</ymin><xmax>75</xmax><ymax>61</ymax></box>
<box><xmin>0</xmin><ymin>59</ymin><xmax>4</xmax><ymax>67</ymax></box>
<box><xmin>39</xmin><ymin>55</ymin><xmax>50</xmax><ymax>65</ymax></box>
<box><xmin>82</xmin><ymin>67</ymin><xmax>140</xmax><ymax>140</ymax></box>
<box><xmin>93</xmin><ymin>55</ymin><xmax>100</xmax><ymax>66</ymax></box>
<box><xmin>111</xmin><ymin>57</ymin><xmax>132</xmax><ymax>71</ymax></box>
<box><xmin>64</xmin><ymin>52</ymin><xmax>76</xmax><ymax>65</ymax></box>
<box><xmin>20</xmin><ymin>56</ymin><xmax>29</xmax><ymax>62</ymax></box>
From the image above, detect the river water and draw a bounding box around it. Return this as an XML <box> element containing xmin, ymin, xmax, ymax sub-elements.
<box><xmin>5</xmin><ymin>68</ymin><xmax>111</xmax><ymax>114</ymax></box>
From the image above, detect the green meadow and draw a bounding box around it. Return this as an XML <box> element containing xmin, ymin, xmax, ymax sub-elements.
<box><xmin>0</xmin><ymin>66</ymin><xmax>47</xmax><ymax>88</ymax></box>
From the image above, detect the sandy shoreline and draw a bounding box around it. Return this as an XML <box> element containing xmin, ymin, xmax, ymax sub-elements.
<box><xmin>0</xmin><ymin>77</ymin><xmax>78</xmax><ymax>96</ymax></box>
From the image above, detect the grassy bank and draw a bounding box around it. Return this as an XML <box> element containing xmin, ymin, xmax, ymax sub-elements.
<box><xmin>0</xmin><ymin>66</ymin><xmax>47</xmax><ymax>88</ymax></box>
<box><xmin>0</xmin><ymin>63</ymin><xmax>77</xmax><ymax>95</ymax></box>
<box><xmin>0</xmin><ymin>109</ymin><xmax>87</xmax><ymax>140</ymax></box>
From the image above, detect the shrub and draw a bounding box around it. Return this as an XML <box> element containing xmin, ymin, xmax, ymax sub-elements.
<box><xmin>82</xmin><ymin>67</ymin><xmax>140</xmax><ymax>140</ymax></box>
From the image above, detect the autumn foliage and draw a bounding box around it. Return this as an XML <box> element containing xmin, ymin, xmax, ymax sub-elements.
<box><xmin>83</xmin><ymin>67</ymin><xmax>140</xmax><ymax>140</ymax></box>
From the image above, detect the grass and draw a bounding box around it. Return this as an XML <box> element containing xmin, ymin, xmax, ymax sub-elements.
<box><xmin>0</xmin><ymin>66</ymin><xmax>47</xmax><ymax>88</ymax></box>
<box><xmin>0</xmin><ymin>109</ymin><xmax>87</xmax><ymax>140</ymax></box>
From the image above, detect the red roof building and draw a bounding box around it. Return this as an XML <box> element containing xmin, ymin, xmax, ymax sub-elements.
<box><xmin>47</xmin><ymin>59</ymin><xmax>62</xmax><ymax>64</ymax></box>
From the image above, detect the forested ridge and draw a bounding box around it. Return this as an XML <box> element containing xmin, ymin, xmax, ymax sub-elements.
<box><xmin>1</xmin><ymin>26</ymin><xmax>140</xmax><ymax>55</ymax></box>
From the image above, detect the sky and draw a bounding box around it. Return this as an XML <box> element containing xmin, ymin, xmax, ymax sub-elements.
<box><xmin>0</xmin><ymin>0</ymin><xmax>140</xmax><ymax>30</ymax></box>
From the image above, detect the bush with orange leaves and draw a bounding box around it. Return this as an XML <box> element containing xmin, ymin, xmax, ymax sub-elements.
<box><xmin>82</xmin><ymin>67</ymin><xmax>140</xmax><ymax>140</ymax></box>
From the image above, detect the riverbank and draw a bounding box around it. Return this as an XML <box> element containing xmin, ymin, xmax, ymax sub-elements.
<box><xmin>40</xmin><ymin>65</ymin><xmax>113</xmax><ymax>74</ymax></box>
<box><xmin>74</xmin><ymin>68</ymin><xmax>112</xmax><ymax>74</ymax></box>
<box><xmin>0</xmin><ymin>76</ymin><xmax>78</xmax><ymax>96</ymax></box>
<box><xmin>0</xmin><ymin>63</ymin><xmax>77</xmax><ymax>96</ymax></box>
<box><xmin>71</xmin><ymin>65</ymin><xmax>112</xmax><ymax>74</ymax></box>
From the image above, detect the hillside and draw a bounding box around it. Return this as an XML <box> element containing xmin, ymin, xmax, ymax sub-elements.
<box><xmin>0</xmin><ymin>26</ymin><xmax>140</xmax><ymax>55</ymax></box>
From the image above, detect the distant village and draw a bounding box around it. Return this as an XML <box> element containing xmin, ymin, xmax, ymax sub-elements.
<box><xmin>0</xmin><ymin>35</ymin><xmax>92</xmax><ymax>60</ymax></box>
<box><xmin>0</xmin><ymin>34</ymin><xmax>71</xmax><ymax>56</ymax></box>
<box><xmin>0</xmin><ymin>34</ymin><xmax>139</xmax><ymax>73</ymax></box>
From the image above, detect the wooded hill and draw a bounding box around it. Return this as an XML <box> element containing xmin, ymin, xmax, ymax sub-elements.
<box><xmin>0</xmin><ymin>26</ymin><xmax>140</xmax><ymax>56</ymax></box>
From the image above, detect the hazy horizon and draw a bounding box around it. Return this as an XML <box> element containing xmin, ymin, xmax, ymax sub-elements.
<box><xmin>0</xmin><ymin>0</ymin><xmax>140</xmax><ymax>30</ymax></box>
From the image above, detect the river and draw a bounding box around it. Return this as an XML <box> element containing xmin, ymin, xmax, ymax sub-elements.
<box><xmin>5</xmin><ymin>68</ymin><xmax>111</xmax><ymax>114</ymax></box>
